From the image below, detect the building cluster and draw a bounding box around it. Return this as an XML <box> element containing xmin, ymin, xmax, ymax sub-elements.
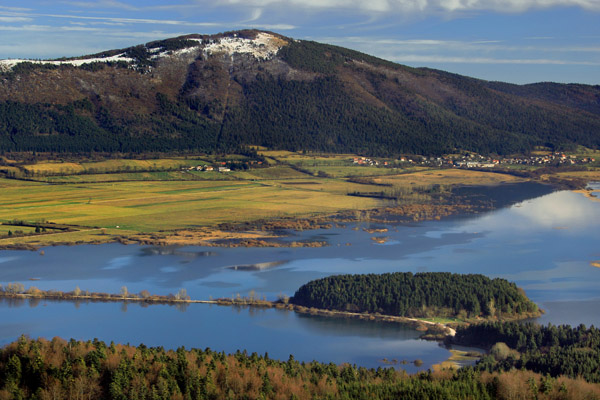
<box><xmin>183</xmin><ymin>164</ymin><xmax>231</xmax><ymax>172</ymax></box>
<box><xmin>449</xmin><ymin>153</ymin><xmax>596</xmax><ymax>168</ymax></box>
<box><xmin>182</xmin><ymin>160</ymin><xmax>264</xmax><ymax>173</ymax></box>
<box><xmin>352</xmin><ymin>157</ymin><xmax>379</xmax><ymax>166</ymax></box>
<box><xmin>184</xmin><ymin>164</ymin><xmax>225</xmax><ymax>172</ymax></box>
<box><xmin>351</xmin><ymin>152</ymin><xmax>596</xmax><ymax>169</ymax></box>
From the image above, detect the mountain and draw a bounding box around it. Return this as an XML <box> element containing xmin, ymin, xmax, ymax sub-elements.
<box><xmin>1</xmin><ymin>30</ymin><xmax>599</xmax><ymax>156</ymax></box>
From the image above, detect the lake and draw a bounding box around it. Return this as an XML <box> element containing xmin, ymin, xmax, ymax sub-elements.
<box><xmin>1</xmin><ymin>182</ymin><xmax>599</xmax><ymax>371</ymax></box>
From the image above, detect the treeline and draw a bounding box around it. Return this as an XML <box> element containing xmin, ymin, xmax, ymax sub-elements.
<box><xmin>291</xmin><ymin>272</ymin><xmax>539</xmax><ymax>319</ymax></box>
<box><xmin>454</xmin><ymin>322</ymin><xmax>600</xmax><ymax>383</ymax></box>
<box><xmin>0</xmin><ymin>283</ymin><xmax>190</xmax><ymax>303</ymax></box>
<box><xmin>2</xmin><ymin>336</ymin><xmax>599</xmax><ymax>400</ymax></box>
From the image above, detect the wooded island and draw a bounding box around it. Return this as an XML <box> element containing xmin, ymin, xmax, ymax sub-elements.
<box><xmin>291</xmin><ymin>272</ymin><xmax>541</xmax><ymax>321</ymax></box>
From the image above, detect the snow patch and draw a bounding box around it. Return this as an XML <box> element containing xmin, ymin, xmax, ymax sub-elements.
<box><xmin>203</xmin><ymin>32</ymin><xmax>286</xmax><ymax>60</ymax></box>
<box><xmin>0</xmin><ymin>53</ymin><xmax>135</xmax><ymax>71</ymax></box>
<box><xmin>152</xmin><ymin>45</ymin><xmax>200</xmax><ymax>60</ymax></box>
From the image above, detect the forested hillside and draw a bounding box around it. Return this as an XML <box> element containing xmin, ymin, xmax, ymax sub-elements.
<box><xmin>455</xmin><ymin>322</ymin><xmax>600</xmax><ymax>383</ymax></box>
<box><xmin>2</xmin><ymin>336</ymin><xmax>599</xmax><ymax>399</ymax></box>
<box><xmin>1</xmin><ymin>30</ymin><xmax>599</xmax><ymax>156</ymax></box>
<box><xmin>290</xmin><ymin>272</ymin><xmax>539</xmax><ymax>319</ymax></box>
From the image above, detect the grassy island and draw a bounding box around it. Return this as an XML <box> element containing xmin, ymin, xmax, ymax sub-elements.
<box><xmin>290</xmin><ymin>272</ymin><xmax>541</xmax><ymax>322</ymax></box>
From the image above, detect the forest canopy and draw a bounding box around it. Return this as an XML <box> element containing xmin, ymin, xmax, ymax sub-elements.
<box><xmin>290</xmin><ymin>272</ymin><xmax>540</xmax><ymax>319</ymax></box>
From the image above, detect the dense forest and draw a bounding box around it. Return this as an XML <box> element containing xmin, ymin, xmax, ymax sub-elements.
<box><xmin>454</xmin><ymin>322</ymin><xmax>600</xmax><ymax>383</ymax></box>
<box><xmin>1</xmin><ymin>30</ymin><xmax>600</xmax><ymax>156</ymax></box>
<box><xmin>1</xmin><ymin>336</ymin><xmax>599</xmax><ymax>400</ymax></box>
<box><xmin>290</xmin><ymin>272</ymin><xmax>539</xmax><ymax>319</ymax></box>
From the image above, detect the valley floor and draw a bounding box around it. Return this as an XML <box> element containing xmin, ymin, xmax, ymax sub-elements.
<box><xmin>0</xmin><ymin>151</ymin><xmax>598</xmax><ymax>249</ymax></box>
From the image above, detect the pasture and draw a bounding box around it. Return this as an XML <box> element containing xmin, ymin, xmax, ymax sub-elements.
<box><xmin>0</xmin><ymin>151</ymin><xmax>540</xmax><ymax>247</ymax></box>
<box><xmin>0</xmin><ymin>174</ymin><xmax>381</xmax><ymax>246</ymax></box>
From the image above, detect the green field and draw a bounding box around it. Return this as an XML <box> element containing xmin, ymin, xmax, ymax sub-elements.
<box><xmin>0</xmin><ymin>225</ymin><xmax>38</xmax><ymax>235</ymax></box>
<box><xmin>1</xmin><ymin>150</ymin><xmax>576</xmax><ymax>247</ymax></box>
<box><xmin>26</xmin><ymin>170</ymin><xmax>239</xmax><ymax>183</ymax></box>
<box><xmin>0</xmin><ymin>169</ymin><xmax>383</xmax><ymax>246</ymax></box>
<box><xmin>21</xmin><ymin>158</ymin><xmax>202</xmax><ymax>175</ymax></box>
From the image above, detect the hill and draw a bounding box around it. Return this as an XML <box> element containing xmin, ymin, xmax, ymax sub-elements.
<box><xmin>1</xmin><ymin>30</ymin><xmax>599</xmax><ymax>156</ymax></box>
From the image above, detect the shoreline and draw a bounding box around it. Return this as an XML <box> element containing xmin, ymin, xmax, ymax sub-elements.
<box><xmin>0</xmin><ymin>184</ymin><xmax>542</xmax><ymax>251</ymax></box>
<box><xmin>0</xmin><ymin>161</ymin><xmax>596</xmax><ymax>250</ymax></box>
<box><xmin>0</xmin><ymin>291</ymin><xmax>542</xmax><ymax>340</ymax></box>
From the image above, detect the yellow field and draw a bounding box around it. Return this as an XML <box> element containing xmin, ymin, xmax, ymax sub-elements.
<box><xmin>27</xmin><ymin>171</ymin><xmax>238</xmax><ymax>183</ymax></box>
<box><xmin>233</xmin><ymin>166</ymin><xmax>311</xmax><ymax>180</ymax></box>
<box><xmin>22</xmin><ymin>158</ymin><xmax>201</xmax><ymax>175</ymax></box>
<box><xmin>0</xmin><ymin>175</ymin><xmax>380</xmax><ymax>246</ymax></box>
<box><xmin>0</xmin><ymin>225</ymin><xmax>37</xmax><ymax>235</ymax></box>
<box><xmin>1</xmin><ymin>152</ymin><xmax>570</xmax><ymax>247</ymax></box>
<box><xmin>551</xmin><ymin>170</ymin><xmax>600</xmax><ymax>181</ymax></box>
<box><xmin>373</xmin><ymin>169</ymin><xmax>525</xmax><ymax>187</ymax></box>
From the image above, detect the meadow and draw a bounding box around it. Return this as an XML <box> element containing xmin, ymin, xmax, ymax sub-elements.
<box><xmin>0</xmin><ymin>171</ymin><xmax>382</xmax><ymax>247</ymax></box>
<box><xmin>0</xmin><ymin>150</ymin><xmax>571</xmax><ymax>247</ymax></box>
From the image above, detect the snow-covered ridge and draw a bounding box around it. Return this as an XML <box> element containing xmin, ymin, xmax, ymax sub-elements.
<box><xmin>0</xmin><ymin>53</ymin><xmax>135</xmax><ymax>72</ymax></box>
<box><xmin>0</xmin><ymin>32</ymin><xmax>288</xmax><ymax>72</ymax></box>
<box><xmin>203</xmin><ymin>32</ymin><xmax>287</xmax><ymax>60</ymax></box>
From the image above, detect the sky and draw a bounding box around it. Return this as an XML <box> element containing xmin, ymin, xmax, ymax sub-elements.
<box><xmin>0</xmin><ymin>0</ymin><xmax>598</xmax><ymax>84</ymax></box>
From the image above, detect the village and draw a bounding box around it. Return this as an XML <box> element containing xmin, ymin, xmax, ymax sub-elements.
<box><xmin>352</xmin><ymin>152</ymin><xmax>597</xmax><ymax>169</ymax></box>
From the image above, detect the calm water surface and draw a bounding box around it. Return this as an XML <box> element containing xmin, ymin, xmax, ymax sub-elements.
<box><xmin>1</xmin><ymin>182</ymin><xmax>599</xmax><ymax>370</ymax></box>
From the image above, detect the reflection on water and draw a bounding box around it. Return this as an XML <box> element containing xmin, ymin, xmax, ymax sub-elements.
<box><xmin>103</xmin><ymin>256</ymin><xmax>133</xmax><ymax>270</ymax></box>
<box><xmin>229</xmin><ymin>260</ymin><xmax>288</xmax><ymax>271</ymax></box>
<box><xmin>0</xmin><ymin>298</ymin><xmax>449</xmax><ymax>372</ymax></box>
<box><xmin>536</xmin><ymin>298</ymin><xmax>600</xmax><ymax>327</ymax></box>
<box><xmin>0</xmin><ymin>182</ymin><xmax>599</xmax><ymax>368</ymax></box>
<box><xmin>140</xmin><ymin>247</ymin><xmax>218</xmax><ymax>259</ymax></box>
<box><xmin>510</xmin><ymin>191</ymin><xmax>600</xmax><ymax>229</ymax></box>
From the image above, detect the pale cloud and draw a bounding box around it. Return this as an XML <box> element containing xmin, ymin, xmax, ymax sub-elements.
<box><xmin>1</xmin><ymin>11</ymin><xmax>296</xmax><ymax>32</ymax></box>
<box><xmin>246</xmin><ymin>23</ymin><xmax>296</xmax><ymax>30</ymax></box>
<box><xmin>0</xmin><ymin>6</ymin><xmax>32</xmax><ymax>12</ymax></box>
<box><xmin>246</xmin><ymin>8</ymin><xmax>263</xmax><ymax>21</ymax></box>
<box><xmin>323</xmin><ymin>36</ymin><xmax>600</xmax><ymax>62</ymax></box>
<box><xmin>39</xmin><ymin>13</ymin><xmax>218</xmax><ymax>26</ymax></box>
<box><xmin>216</xmin><ymin>0</ymin><xmax>600</xmax><ymax>13</ymax></box>
<box><xmin>0</xmin><ymin>16</ymin><xmax>32</xmax><ymax>22</ymax></box>
<box><xmin>64</xmin><ymin>0</ymin><xmax>140</xmax><ymax>10</ymax></box>
<box><xmin>389</xmin><ymin>54</ymin><xmax>600</xmax><ymax>65</ymax></box>
<box><xmin>0</xmin><ymin>24</ymin><xmax>51</xmax><ymax>31</ymax></box>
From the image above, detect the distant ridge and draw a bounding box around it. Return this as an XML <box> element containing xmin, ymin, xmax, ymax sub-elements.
<box><xmin>1</xmin><ymin>29</ymin><xmax>599</xmax><ymax>156</ymax></box>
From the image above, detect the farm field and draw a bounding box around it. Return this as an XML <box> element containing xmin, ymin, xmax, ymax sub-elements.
<box><xmin>24</xmin><ymin>171</ymin><xmax>239</xmax><ymax>183</ymax></box>
<box><xmin>2</xmin><ymin>150</ymin><xmax>583</xmax><ymax>248</ymax></box>
<box><xmin>20</xmin><ymin>158</ymin><xmax>203</xmax><ymax>175</ymax></box>
<box><xmin>0</xmin><ymin>171</ymin><xmax>383</xmax><ymax>247</ymax></box>
<box><xmin>372</xmin><ymin>169</ymin><xmax>527</xmax><ymax>187</ymax></box>
<box><xmin>0</xmin><ymin>178</ymin><xmax>382</xmax><ymax>230</ymax></box>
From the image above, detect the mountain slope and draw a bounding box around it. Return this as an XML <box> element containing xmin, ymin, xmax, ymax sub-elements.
<box><xmin>1</xmin><ymin>30</ymin><xmax>599</xmax><ymax>156</ymax></box>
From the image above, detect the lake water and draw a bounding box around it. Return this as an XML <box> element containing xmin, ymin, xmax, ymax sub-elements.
<box><xmin>1</xmin><ymin>182</ymin><xmax>599</xmax><ymax>371</ymax></box>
